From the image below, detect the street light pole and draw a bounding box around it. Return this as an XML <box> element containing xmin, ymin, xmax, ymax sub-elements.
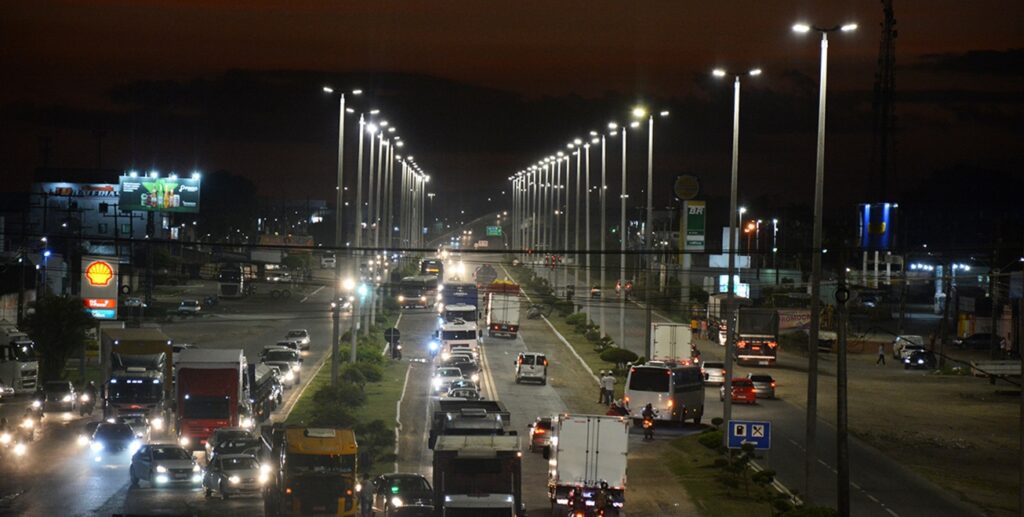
<box><xmin>563</xmin><ymin>155</ymin><xmax>570</xmax><ymax>292</ymax></box>
<box><xmin>600</xmin><ymin>134</ymin><xmax>608</xmax><ymax>335</ymax></box>
<box><xmin>574</xmin><ymin>142</ymin><xmax>582</xmax><ymax>298</ymax></box>
<box><xmin>618</xmin><ymin>126</ymin><xmax>627</xmax><ymax>352</ymax></box>
<box><xmin>794</xmin><ymin>21</ymin><xmax>857</xmax><ymax>501</ymax></box>
<box><xmin>713</xmin><ymin>66</ymin><xmax>761</xmax><ymax>444</ymax></box>
<box><xmin>325</xmin><ymin>88</ymin><xmax>347</xmax><ymax>388</ymax></box>
<box><xmin>585</xmin><ymin>140</ymin><xmax>593</xmax><ymax>299</ymax></box>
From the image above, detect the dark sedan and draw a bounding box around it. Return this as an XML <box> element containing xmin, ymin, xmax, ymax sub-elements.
<box><xmin>372</xmin><ymin>473</ymin><xmax>433</xmax><ymax>516</ymax></box>
<box><xmin>904</xmin><ymin>350</ymin><xmax>937</xmax><ymax>370</ymax></box>
<box><xmin>954</xmin><ymin>333</ymin><xmax>1005</xmax><ymax>350</ymax></box>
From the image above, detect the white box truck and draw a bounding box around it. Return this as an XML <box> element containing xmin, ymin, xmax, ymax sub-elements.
<box><xmin>485</xmin><ymin>281</ymin><xmax>521</xmax><ymax>338</ymax></box>
<box><xmin>546</xmin><ymin>414</ymin><xmax>629</xmax><ymax>515</ymax></box>
<box><xmin>650</xmin><ymin>322</ymin><xmax>693</xmax><ymax>364</ymax></box>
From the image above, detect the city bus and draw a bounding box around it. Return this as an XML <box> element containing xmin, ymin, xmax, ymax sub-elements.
<box><xmin>396</xmin><ymin>275</ymin><xmax>440</xmax><ymax>309</ymax></box>
<box><xmin>624</xmin><ymin>361</ymin><xmax>704</xmax><ymax>424</ymax></box>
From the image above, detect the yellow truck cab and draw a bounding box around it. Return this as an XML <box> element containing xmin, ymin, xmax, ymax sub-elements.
<box><xmin>264</xmin><ymin>426</ymin><xmax>359</xmax><ymax>516</ymax></box>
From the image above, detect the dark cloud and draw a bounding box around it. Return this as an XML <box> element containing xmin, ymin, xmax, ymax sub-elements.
<box><xmin>907</xmin><ymin>48</ymin><xmax>1024</xmax><ymax>77</ymax></box>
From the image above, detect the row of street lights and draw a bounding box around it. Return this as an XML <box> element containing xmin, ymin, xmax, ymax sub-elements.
<box><xmin>508</xmin><ymin>20</ymin><xmax>858</xmax><ymax>513</ymax></box>
<box><xmin>321</xmin><ymin>86</ymin><xmax>433</xmax><ymax>390</ymax></box>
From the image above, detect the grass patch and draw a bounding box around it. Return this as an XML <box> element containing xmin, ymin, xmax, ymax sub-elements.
<box><xmin>666</xmin><ymin>434</ymin><xmax>777</xmax><ymax>517</ymax></box>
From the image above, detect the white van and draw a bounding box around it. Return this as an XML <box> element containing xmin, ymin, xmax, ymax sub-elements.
<box><xmin>514</xmin><ymin>352</ymin><xmax>547</xmax><ymax>385</ymax></box>
<box><xmin>624</xmin><ymin>361</ymin><xmax>704</xmax><ymax>424</ymax></box>
<box><xmin>320</xmin><ymin>254</ymin><xmax>336</xmax><ymax>269</ymax></box>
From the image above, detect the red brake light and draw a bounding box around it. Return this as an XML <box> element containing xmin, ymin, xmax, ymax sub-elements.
<box><xmin>768</xmin><ymin>341</ymin><xmax>778</xmax><ymax>349</ymax></box>
<box><xmin>737</xmin><ymin>340</ymin><xmax>748</xmax><ymax>348</ymax></box>
<box><xmin>534</xmin><ymin>428</ymin><xmax>545</xmax><ymax>434</ymax></box>
<box><xmin>667</xmin><ymin>400</ymin><xmax>674</xmax><ymax>408</ymax></box>
<box><xmin>771</xmin><ymin>381</ymin><xmax>777</xmax><ymax>387</ymax></box>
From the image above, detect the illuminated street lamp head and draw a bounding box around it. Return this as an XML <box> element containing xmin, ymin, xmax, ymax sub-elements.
<box><xmin>367</xmin><ymin>123</ymin><xmax>378</xmax><ymax>134</ymax></box>
<box><xmin>660</xmin><ymin>110</ymin><xmax>670</xmax><ymax>117</ymax></box>
<box><xmin>591</xmin><ymin>137</ymin><xmax>600</xmax><ymax>144</ymax></box>
<box><xmin>573</xmin><ymin>138</ymin><xmax>583</xmax><ymax>145</ymax></box>
<box><xmin>370</xmin><ymin>109</ymin><xmax>380</xmax><ymax>115</ymax></box>
<box><xmin>712</xmin><ymin>68</ymin><xmax>727</xmax><ymax>78</ymax></box>
<box><xmin>388</xmin><ymin>127</ymin><xmax>396</xmax><ymax>133</ymax></box>
<box><xmin>352</xmin><ymin>89</ymin><xmax>363</xmax><ymax>95</ymax></box>
<box><xmin>631</xmin><ymin>107</ymin><xmax>647</xmax><ymax>118</ymax></box>
<box><xmin>841</xmin><ymin>23</ymin><xmax>858</xmax><ymax>32</ymax></box>
<box><xmin>629</xmin><ymin>121</ymin><xmax>640</xmax><ymax>128</ymax></box>
<box><xmin>607</xmin><ymin>122</ymin><xmax>618</xmax><ymax>130</ymax></box>
<box><xmin>739</xmin><ymin>206</ymin><xmax>747</xmax><ymax>214</ymax></box>
<box><xmin>342</xmin><ymin>277</ymin><xmax>355</xmax><ymax>291</ymax></box>
<box><xmin>557</xmin><ymin>151</ymin><xmax>564</xmax><ymax>158</ymax></box>
<box><xmin>322</xmin><ymin>86</ymin><xmax>334</xmax><ymax>93</ymax></box>
<box><xmin>589</xmin><ymin>130</ymin><xmax>598</xmax><ymax>136</ymax></box>
<box><xmin>396</xmin><ymin>141</ymin><xmax>405</xmax><ymax>147</ymax></box>
<box><xmin>792</xmin><ymin>23</ymin><xmax>811</xmax><ymax>33</ymax></box>
<box><xmin>380</xmin><ymin>120</ymin><xmax>389</xmax><ymax>127</ymax></box>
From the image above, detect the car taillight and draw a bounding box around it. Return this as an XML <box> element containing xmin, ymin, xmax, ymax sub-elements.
<box><xmin>624</xmin><ymin>395</ymin><xmax>629</xmax><ymax>404</ymax></box>
<box><xmin>767</xmin><ymin>341</ymin><xmax>778</xmax><ymax>349</ymax></box>
<box><xmin>737</xmin><ymin>340</ymin><xmax>748</xmax><ymax>348</ymax></box>
<box><xmin>534</xmin><ymin>428</ymin><xmax>545</xmax><ymax>434</ymax></box>
<box><xmin>667</xmin><ymin>400</ymin><xmax>673</xmax><ymax>408</ymax></box>
<box><xmin>771</xmin><ymin>381</ymin><xmax>776</xmax><ymax>387</ymax></box>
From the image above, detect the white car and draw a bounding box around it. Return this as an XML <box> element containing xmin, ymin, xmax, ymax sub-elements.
<box><xmin>260</xmin><ymin>347</ymin><xmax>302</xmax><ymax>387</ymax></box>
<box><xmin>284</xmin><ymin>329</ymin><xmax>311</xmax><ymax>351</ymax></box>
<box><xmin>432</xmin><ymin>367</ymin><xmax>464</xmax><ymax>394</ymax></box>
<box><xmin>702</xmin><ymin>361</ymin><xmax>726</xmax><ymax>385</ymax></box>
<box><xmin>892</xmin><ymin>335</ymin><xmax>925</xmax><ymax>359</ymax></box>
<box><xmin>514</xmin><ymin>352</ymin><xmax>547</xmax><ymax>385</ymax></box>
<box><xmin>130</xmin><ymin>443</ymin><xmax>202</xmax><ymax>488</ymax></box>
<box><xmin>177</xmin><ymin>299</ymin><xmax>201</xmax><ymax>316</ymax></box>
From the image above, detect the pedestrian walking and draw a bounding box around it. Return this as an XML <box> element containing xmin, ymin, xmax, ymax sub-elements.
<box><xmin>600</xmin><ymin>371</ymin><xmax>617</xmax><ymax>404</ymax></box>
<box><xmin>597</xmin><ymin>371</ymin><xmax>607</xmax><ymax>403</ymax></box>
<box><xmin>359</xmin><ymin>473</ymin><xmax>374</xmax><ymax>516</ymax></box>
<box><xmin>876</xmin><ymin>343</ymin><xmax>886</xmax><ymax>365</ymax></box>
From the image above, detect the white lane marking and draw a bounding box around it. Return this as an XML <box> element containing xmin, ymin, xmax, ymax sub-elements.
<box><xmin>867</xmin><ymin>495</ymin><xmax>880</xmax><ymax>503</ymax></box>
<box><xmin>275</xmin><ymin>345</ymin><xmax>330</xmax><ymax>421</ymax></box>
<box><xmin>885</xmin><ymin>508</ymin><xmax>900</xmax><ymax>517</ymax></box>
<box><xmin>851</xmin><ymin>482</ymin><xmax>862</xmax><ymax>490</ymax></box>
<box><xmin>300</xmin><ymin>285</ymin><xmax>326</xmax><ymax>303</ymax></box>
<box><xmin>394</xmin><ymin>362</ymin><xmax>412</xmax><ymax>472</ymax></box>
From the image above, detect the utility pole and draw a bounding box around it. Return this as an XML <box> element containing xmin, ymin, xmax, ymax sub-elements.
<box><xmin>835</xmin><ymin>261</ymin><xmax>851</xmax><ymax>517</ymax></box>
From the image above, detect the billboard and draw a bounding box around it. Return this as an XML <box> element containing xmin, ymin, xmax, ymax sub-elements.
<box><xmin>859</xmin><ymin>202</ymin><xmax>897</xmax><ymax>251</ymax></box>
<box><xmin>119</xmin><ymin>176</ymin><xmax>200</xmax><ymax>213</ymax></box>
<box><xmin>682</xmin><ymin>200</ymin><xmax>706</xmax><ymax>252</ymax></box>
<box><xmin>81</xmin><ymin>256</ymin><xmax>119</xmax><ymax>319</ymax></box>
<box><xmin>486</xmin><ymin>226</ymin><xmax>503</xmax><ymax>237</ymax></box>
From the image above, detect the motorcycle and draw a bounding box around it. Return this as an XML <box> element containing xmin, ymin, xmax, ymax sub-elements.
<box><xmin>19</xmin><ymin>414</ymin><xmax>37</xmax><ymax>442</ymax></box>
<box><xmin>642</xmin><ymin>416</ymin><xmax>655</xmax><ymax>441</ymax></box>
<box><xmin>79</xmin><ymin>393</ymin><xmax>96</xmax><ymax>416</ymax></box>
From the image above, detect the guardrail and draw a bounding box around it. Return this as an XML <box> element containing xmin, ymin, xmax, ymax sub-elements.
<box><xmin>970</xmin><ymin>360</ymin><xmax>1022</xmax><ymax>384</ymax></box>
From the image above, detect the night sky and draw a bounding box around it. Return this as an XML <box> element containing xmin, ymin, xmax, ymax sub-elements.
<box><xmin>1</xmin><ymin>1</ymin><xmax>1020</xmax><ymax>221</ymax></box>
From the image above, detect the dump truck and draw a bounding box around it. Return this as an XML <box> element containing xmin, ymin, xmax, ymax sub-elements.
<box><xmin>433</xmin><ymin>434</ymin><xmax>523</xmax><ymax>516</ymax></box>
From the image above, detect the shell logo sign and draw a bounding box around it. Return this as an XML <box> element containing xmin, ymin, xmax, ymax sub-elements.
<box><xmin>85</xmin><ymin>260</ymin><xmax>114</xmax><ymax>287</ymax></box>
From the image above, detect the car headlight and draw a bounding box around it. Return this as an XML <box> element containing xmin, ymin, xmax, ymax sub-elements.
<box><xmin>432</xmin><ymin>378</ymin><xmax>442</xmax><ymax>389</ymax></box>
<box><xmin>284</xmin><ymin>371</ymin><xmax>295</xmax><ymax>382</ymax></box>
<box><xmin>420</xmin><ymin>296</ymin><xmax>427</xmax><ymax>302</ymax></box>
<box><xmin>193</xmin><ymin>464</ymin><xmax>201</xmax><ymax>473</ymax></box>
<box><xmin>76</xmin><ymin>434</ymin><xmax>88</xmax><ymax>446</ymax></box>
<box><xmin>156</xmin><ymin>465</ymin><xmax>168</xmax><ymax>473</ymax></box>
<box><xmin>179</xmin><ymin>436</ymin><xmax>190</xmax><ymax>447</ymax></box>
<box><xmin>1</xmin><ymin>433</ymin><xmax>12</xmax><ymax>445</ymax></box>
<box><xmin>398</xmin><ymin>295</ymin><xmax>405</xmax><ymax>302</ymax></box>
<box><xmin>21</xmin><ymin>418</ymin><xmax>34</xmax><ymax>429</ymax></box>
<box><xmin>155</xmin><ymin>474</ymin><xmax>169</xmax><ymax>484</ymax></box>
<box><xmin>291</xmin><ymin>364</ymin><xmax>301</xmax><ymax>372</ymax></box>
<box><xmin>429</xmin><ymin>341</ymin><xmax>439</xmax><ymax>352</ymax></box>
<box><xmin>14</xmin><ymin>443</ymin><xmax>27</xmax><ymax>456</ymax></box>
<box><xmin>441</xmin><ymin>352</ymin><xmax>451</xmax><ymax>361</ymax></box>
<box><xmin>151</xmin><ymin>417</ymin><xmax>164</xmax><ymax>430</ymax></box>
<box><xmin>917</xmin><ymin>359</ymin><xmax>924</xmax><ymax>364</ymax></box>
<box><xmin>31</xmin><ymin>400</ymin><xmax>41</xmax><ymax>408</ymax></box>
<box><xmin>80</xmin><ymin>394</ymin><xmax>90</xmax><ymax>402</ymax></box>
<box><xmin>229</xmin><ymin>475</ymin><xmax>241</xmax><ymax>484</ymax></box>
<box><xmin>129</xmin><ymin>440</ymin><xmax>142</xmax><ymax>454</ymax></box>
<box><xmin>91</xmin><ymin>441</ymin><xmax>104</xmax><ymax>452</ymax></box>
<box><xmin>62</xmin><ymin>394</ymin><xmax>72</xmax><ymax>402</ymax></box>
<box><xmin>258</xmin><ymin>471</ymin><xmax>269</xmax><ymax>484</ymax></box>
<box><xmin>355</xmin><ymin>482</ymin><xmax>363</xmax><ymax>493</ymax></box>
<box><xmin>391</xmin><ymin>496</ymin><xmax>404</xmax><ymax>508</ymax></box>
<box><xmin>471</xmin><ymin>373</ymin><xmax>480</xmax><ymax>383</ymax></box>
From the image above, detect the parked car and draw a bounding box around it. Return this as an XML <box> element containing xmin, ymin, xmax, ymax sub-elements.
<box><xmin>528</xmin><ymin>416</ymin><xmax>553</xmax><ymax>453</ymax></box>
<box><xmin>284</xmin><ymin>329</ymin><xmax>311</xmax><ymax>351</ymax></box>
<box><xmin>130</xmin><ymin>443</ymin><xmax>202</xmax><ymax>487</ymax></box>
<box><xmin>702</xmin><ymin>361</ymin><xmax>726</xmax><ymax>385</ymax></box>
<box><xmin>746</xmin><ymin>373</ymin><xmax>776</xmax><ymax>399</ymax></box>
<box><xmin>954</xmin><ymin>333</ymin><xmax>1006</xmax><ymax>350</ymax></box>
<box><xmin>177</xmin><ymin>299</ymin><xmax>201</xmax><ymax>316</ymax></box>
<box><xmin>371</xmin><ymin>473</ymin><xmax>433</xmax><ymax>516</ymax></box>
<box><xmin>203</xmin><ymin>454</ymin><xmax>264</xmax><ymax>499</ymax></box>
<box><xmin>720</xmin><ymin>378</ymin><xmax>757</xmax><ymax>404</ymax></box>
<box><xmin>892</xmin><ymin>335</ymin><xmax>925</xmax><ymax>359</ymax></box>
<box><xmin>904</xmin><ymin>350</ymin><xmax>938</xmax><ymax>370</ymax></box>
<box><xmin>123</xmin><ymin>297</ymin><xmax>147</xmax><ymax>308</ymax></box>
<box><xmin>514</xmin><ymin>352</ymin><xmax>548</xmax><ymax>385</ymax></box>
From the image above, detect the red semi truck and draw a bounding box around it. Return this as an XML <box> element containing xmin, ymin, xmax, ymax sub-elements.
<box><xmin>174</xmin><ymin>349</ymin><xmax>249</xmax><ymax>449</ymax></box>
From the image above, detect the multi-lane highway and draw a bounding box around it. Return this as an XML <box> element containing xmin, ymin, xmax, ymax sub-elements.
<box><xmin>0</xmin><ymin>271</ymin><xmax>342</xmax><ymax>516</ymax></box>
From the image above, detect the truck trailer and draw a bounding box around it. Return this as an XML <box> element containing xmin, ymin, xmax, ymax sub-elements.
<box><xmin>175</xmin><ymin>348</ymin><xmax>248</xmax><ymax>449</ymax></box>
<box><xmin>649</xmin><ymin>322</ymin><xmax>694</xmax><ymax>365</ymax></box>
<box><xmin>485</xmin><ymin>281</ymin><xmax>521</xmax><ymax>338</ymax></box>
<box><xmin>547</xmin><ymin>414</ymin><xmax>629</xmax><ymax>516</ymax></box>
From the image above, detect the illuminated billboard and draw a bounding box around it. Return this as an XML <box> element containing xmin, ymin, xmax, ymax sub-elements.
<box><xmin>859</xmin><ymin>203</ymin><xmax>898</xmax><ymax>251</ymax></box>
<box><xmin>119</xmin><ymin>176</ymin><xmax>201</xmax><ymax>213</ymax></box>
<box><xmin>81</xmin><ymin>256</ymin><xmax>119</xmax><ymax>319</ymax></box>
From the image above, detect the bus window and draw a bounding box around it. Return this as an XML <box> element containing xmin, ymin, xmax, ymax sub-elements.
<box><xmin>627</xmin><ymin>368</ymin><xmax>670</xmax><ymax>392</ymax></box>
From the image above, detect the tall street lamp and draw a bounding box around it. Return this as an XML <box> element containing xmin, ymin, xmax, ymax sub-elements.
<box><xmin>615</xmin><ymin>123</ymin><xmax>627</xmax><ymax>352</ymax></box>
<box><xmin>794</xmin><ymin>21</ymin><xmax>857</xmax><ymax>508</ymax></box>
<box><xmin>712</xmin><ymin>65</ymin><xmax>762</xmax><ymax>445</ymax></box>
<box><xmin>571</xmin><ymin>139</ymin><xmax>582</xmax><ymax>296</ymax></box>
<box><xmin>322</xmin><ymin>85</ymin><xmax>361</xmax><ymax>388</ymax></box>
<box><xmin>632</xmin><ymin>106</ymin><xmax>670</xmax><ymax>352</ymax></box>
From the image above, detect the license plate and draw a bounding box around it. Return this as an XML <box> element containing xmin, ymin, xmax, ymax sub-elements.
<box><xmin>312</xmin><ymin>506</ymin><xmax>327</xmax><ymax>512</ymax></box>
<box><xmin>174</xmin><ymin>473</ymin><xmax>187</xmax><ymax>479</ymax></box>
<box><xmin>759</xmin><ymin>360</ymin><xmax>769</xmax><ymax>365</ymax></box>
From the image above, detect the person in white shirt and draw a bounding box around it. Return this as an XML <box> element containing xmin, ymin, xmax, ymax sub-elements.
<box><xmin>600</xmin><ymin>372</ymin><xmax>617</xmax><ymax>404</ymax></box>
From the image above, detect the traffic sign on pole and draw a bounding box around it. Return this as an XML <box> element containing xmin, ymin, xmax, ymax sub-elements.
<box><xmin>727</xmin><ymin>419</ymin><xmax>772</xmax><ymax>450</ymax></box>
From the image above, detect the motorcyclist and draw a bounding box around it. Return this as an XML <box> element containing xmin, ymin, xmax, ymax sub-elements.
<box><xmin>641</xmin><ymin>403</ymin><xmax>656</xmax><ymax>441</ymax></box>
<box><xmin>569</xmin><ymin>486</ymin><xmax>587</xmax><ymax>514</ymax></box>
<box><xmin>20</xmin><ymin>408</ymin><xmax>37</xmax><ymax>441</ymax></box>
<box><xmin>81</xmin><ymin>381</ymin><xmax>98</xmax><ymax>415</ymax></box>
<box><xmin>594</xmin><ymin>481</ymin><xmax>611</xmax><ymax>513</ymax></box>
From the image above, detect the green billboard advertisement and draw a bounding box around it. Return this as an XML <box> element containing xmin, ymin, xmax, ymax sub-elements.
<box><xmin>119</xmin><ymin>176</ymin><xmax>201</xmax><ymax>213</ymax></box>
<box><xmin>683</xmin><ymin>200</ymin><xmax>705</xmax><ymax>252</ymax></box>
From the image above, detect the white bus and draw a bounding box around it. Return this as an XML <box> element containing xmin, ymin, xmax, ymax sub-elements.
<box><xmin>624</xmin><ymin>361</ymin><xmax>704</xmax><ymax>424</ymax></box>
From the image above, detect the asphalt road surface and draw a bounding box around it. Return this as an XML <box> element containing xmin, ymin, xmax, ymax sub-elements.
<box><xmin>519</xmin><ymin>257</ymin><xmax>984</xmax><ymax>517</ymax></box>
<box><xmin>0</xmin><ymin>269</ymin><xmax>343</xmax><ymax>516</ymax></box>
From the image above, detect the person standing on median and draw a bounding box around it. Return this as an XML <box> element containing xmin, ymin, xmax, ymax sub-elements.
<box><xmin>600</xmin><ymin>371</ymin><xmax>617</xmax><ymax>404</ymax></box>
<box><xmin>876</xmin><ymin>343</ymin><xmax>886</xmax><ymax>365</ymax></box>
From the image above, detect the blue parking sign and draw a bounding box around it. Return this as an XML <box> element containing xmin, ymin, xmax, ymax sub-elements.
<box><xmin>727</xmin><ymin>420</ymin><xmax>771</xmax><ymax>450</ymax></box>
